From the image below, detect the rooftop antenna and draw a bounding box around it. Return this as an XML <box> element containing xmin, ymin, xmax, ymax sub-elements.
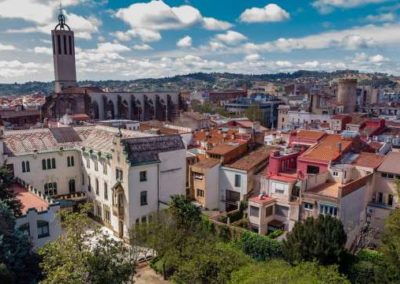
<box><xmin>58</xmin><ymin>1</ymin><xmax>66</xmax><ymax>29</ymax></box>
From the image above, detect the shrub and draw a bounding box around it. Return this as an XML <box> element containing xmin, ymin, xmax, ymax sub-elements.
<box><xmin>268</xmin><ymin>229</ymin><xmax>284</xmax><ymax>239</ymax></box>
<box><xmin>237</xmin><ymin>231</ymin><xmax>284</xmax><ymax>261</ymax></box>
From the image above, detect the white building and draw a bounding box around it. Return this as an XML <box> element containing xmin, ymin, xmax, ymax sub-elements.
<box><xmin>1</xmin><ymin>124</ymin><xmax>186</xmax><ymax>239</ymax></box>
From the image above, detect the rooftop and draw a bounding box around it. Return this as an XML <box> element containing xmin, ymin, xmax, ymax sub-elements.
<box><xmin>307</xmin><ymin>181</ymin><xmax>340</xmax><ymax>198</ymax></box>
<box><xmin>11</xmin><ymin>183</ymin><xmax>49</xmax><ymax>214</ymax></box>
<box><xmin>206</xmin><ymin>142</ymin><xmax>244</xmax><ymax>156</ymax></box>
<box><xmin>248</xmin><ymin>194</ymin><xmax>275</xmax><ymax>205</ymax></box>
<box><xmin>378</xmin><ymin>152</ymin><xmax>400</xmax><ymax>174</ymax></box>
<box><xmin>226</xmin><ymin>147</ymin><xmax>276</xmax><ymax>171</ymax></box>
<box><xmin>192</xmin><ymin>158</ymin><xmax>220</xmax><ymax>169</ymax></box>
<box><xmin>294</xmin><ymin>130</ymin><xmax>326</xmax><ymax>141</ymax></box>
<box><xmin>300</xmin><ymin>134</ymin><xmax>353</xmax><ymax>163</ymax></box>
<box><xmin>352</xmin><ymin>152</ymin><xmax>385</xmax><ymax>169</ymax></box>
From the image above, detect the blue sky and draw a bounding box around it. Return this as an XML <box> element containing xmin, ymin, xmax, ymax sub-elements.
<box><xmin>0</xmin><ymin>0</ymin><xmax>399</xmax><ymax>83</ymax></box>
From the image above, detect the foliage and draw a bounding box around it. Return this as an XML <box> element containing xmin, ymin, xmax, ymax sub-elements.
<box><xmin>236</xmin><ymin>231</ymin><xmax>284</xmax><ymax>261</ymax></box>
<box><xmin>39</xmin><ymin>205</ymin><xmax>135</xmax><ymax>284</ymax></box>
<box><xmin>283</xmin><ymin>215</ymin><xmax>347</xmax><ymax>265</ymax></box>
<box><xmin>346</xmin><ymin>249</ymin><xmax>399</xmax><ymax>284</ymax></box>
<box><xmin>0</xmin><ymin>201</ymin><xmax>40</xmax><ymax>284</ymax></box>
<box><xmin>244</xmin><ymin>104</ymin><xmax>263</xmax><ymax>123</ymax></box>
<box><xmin>268</xmin><ymin>229</ymin><xmax>284</xmax><ymax>239</ymax></box>
<box><xmin>380</xmin><ymin>207</ymin><xmax>400</xmax><ymax>280</ymax></box>
<box><xmin>169</xmin><ymin>195</ymin><xmax>202</xmax><ymax>230</ymax></box>
<box><xmin>0</xmin><ymin>166</ymin><xmax>22</xmax><ymax>216</ymax></box>
<box><xmin>230</xmin><ymin>259</ymin><xmax>350</xmax><ymax>284</ymax></box>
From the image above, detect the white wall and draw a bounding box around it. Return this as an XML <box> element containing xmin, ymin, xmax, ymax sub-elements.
<box><xmin>219</xmin><ymin>167</ymin><xmax>248</xmax><ymax>210</ymax></box>
<box><xmin>15</xmin><ymin>204</ymin><xmax>61</xmax><ymax>249</ymax></box>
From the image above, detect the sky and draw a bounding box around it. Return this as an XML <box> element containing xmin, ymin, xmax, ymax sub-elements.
<box><xmin>0</xmin><ymin>0</ymin><xmax>400</xmax><ymax>83</ymax></box>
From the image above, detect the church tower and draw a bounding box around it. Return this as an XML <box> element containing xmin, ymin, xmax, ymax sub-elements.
<box><xmin>52</xmin><ymin>7</ymin><xmax>77</xmax><ymax>93</ymax></box>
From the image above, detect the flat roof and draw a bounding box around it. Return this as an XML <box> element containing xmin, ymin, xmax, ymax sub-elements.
<box><xmin>11</xmin><ymin>183</ymin><xmax>49</xmax><ymax>214</ymax></box>
<box><xmin>192</xmin><ymin>158</ymin><xmax>220</xmax><ymax>169</ymax></box>
<box><xmin>378</xmin><ymin>152</ymin><xmax>400</xmax><ymax>174</ymax></box>
<box><xmin>207</xmin><ymin>142</ymin><xmax>243</xmax><ymax>156</ymax></box>
<box><xmin>307</xmin><ymin>181</ymin><xmax>340</xmax><ymax>198</ymax></box>
<box><xmin>249</xmin><ymin>194</ymin><xmax>275</xmax><ymax>205</ymax></box>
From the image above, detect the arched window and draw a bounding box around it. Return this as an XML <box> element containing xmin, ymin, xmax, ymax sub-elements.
<box><xmin>95</xmin><ymin>178</ymin><xmax>99</xmax><ymax>195</ymax></box>
<box><xmin>37</xmin><ymin>220</ymin><xmax>49</xmax><ymax>239</ymax></box>
<box><xmin>46</xmin><ymin>158</ymin><xmax>51</xmax><ymax>169</ymax></box>
<box><xmin>22</xmin><ymin>161</ymin><xmax>26</xmax><ymax>173</ymax></box>
<box><xmin>51</xmin><ymin>158</ymin><xmax>56</xmax><ymax>169</ymax></box>
<box><xmin>69</xmin><ymin>179</ymin><xmax>76</xmax><ymax>194</ymax></box>
<box><xmin>44</xmin><ymin>182</ymin><xmax>57</xmax><ymax>196</ymax></box>
<box><xmin>26</xmin><ymin>161</ymin><xmax>30</xmax><ymax>172</ymax></box>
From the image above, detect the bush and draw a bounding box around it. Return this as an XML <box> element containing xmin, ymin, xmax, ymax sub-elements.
<box><xmin>267</xmin><ymin>229</ymin><xmax>284</xmax><ymax>239</ymax></box>
<box><xmin>237</xmin><ymin>231</ymin><xmax>284</xmax><ymax>261</ymax></box>
<box><xmin>228</xmin><ymin>210</ymin><xmax>243</xmax><ymax>223</ymax></box>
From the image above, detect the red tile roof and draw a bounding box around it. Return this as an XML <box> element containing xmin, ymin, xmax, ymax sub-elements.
<box><xmin>249</xmin><ymin>194</ymin><xmax>275</xmax><ymax>205</ymax></box>
<box><xmin>11</xmin><ymin>183</ymin><xmax>49</xmax><ymax>214</ymax></box>
<box><xmin>352</xmin><ymin>152</ymin><xmax>385</xmax><ymax>169</ymax></box>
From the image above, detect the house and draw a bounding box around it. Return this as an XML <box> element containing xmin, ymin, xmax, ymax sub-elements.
<box><xmin>368</xmin><ymin>152</ymin><xmax>400</xmax><ymax>232</ymax></box>
<box><xmin>0</xmin><ymin>124</ymin><xmax>186</xmax><ymax>240</ymax></box>
<box><xmin>219</xmin><ymin>147</ymin><xmax>276</xmax><ymax>211</ymax></box>
<box><xmin>189</xmin><ymin>158</ymin><xmax>220</xmax><ymax>209</ymax></box>
<box><xmin>12</xmin><ymin>181</ymin><xmax>61</xmax><ymax>248</ymax></box>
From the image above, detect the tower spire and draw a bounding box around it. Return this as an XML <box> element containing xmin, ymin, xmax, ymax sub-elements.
<box><xmin>58</xmin><ymin>1</ymin><xmax>66</xmax><ymax>29</ymax></box>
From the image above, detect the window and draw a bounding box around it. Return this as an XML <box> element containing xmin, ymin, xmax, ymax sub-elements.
<box><xmin>307</xmin><ymin>165</ymin><xmax>320</xmax><ymax>174</ymax></box>
<box><xmin>18</xmin><ymin>223</ymin><xmax>30</xmax><ymax>236</ymax></box>
<box><xmin>378</xmin><ymin>192</ymin><xmax>383</xmax><ymax>204</ymax></box>
<box><xmin>42</xmin><ymin>158</ymin><xmax>56</xmax><ymax>170</ymax></box>
<box><xmin>140</xmin><ymin>171</ymin><xmax>147</xmax><ymax>182</ymax></box>
<box><xmin>68</xmin><ymin>36</ymin><xmax>72</xmax><ymax>55</ymax></box>
<box><xmin>104</xmin><ymin>207</ymin><xmax>111</xmax><ymax>223</ymax></box>
<box><xmin>333</xmin><ymin>171</ymin><xmax>339</xmax><ymax>176</ymax></box>
<box><xmin>82</xmin><ymin>173</ymin><xmax>85</xmax><ymax>185</ymax></box>
<box><xmin>104</xmin><ymin>182</ymin><xmax>108</xmax><ymax>200</ymax></box>
<box><xmin>57</xmin><ymin>34</ymin><xmax>61</xmax><ymax>54</ymax></box>
<box><xmin>103</xmin><ymin>163</ymin><xmax>107</xmax><ymax>175</ymax></box>
<box><xmin>388</xmin><ymin>173</ymin><xmax>394</xmax><ymax>179</ymax></box>
<box><xmin>63</xmin><ymin>35</ymin><xmax>67</xmax><ymax>54</ymax></box>
<box><xmin>275</xmin><ymin>205</ymin><xmax>289</xmax><ymax>217</ymax></box>
<box><xmin>69</xmin><ymin>179</ymin><xmax>76</xmax><ymax>194</ymax></box>
<box><xmin>116</xmin><ymin>168</ymin><xmax>123</xmax><ymax>180</ymax></box>
<box><xmin>94</xmin><ymin>160</ymin><xmax>98</xmax><ymax>171</ymax></box>
<box><xmin>96</xmin><ymin>204</ymin><xmax>102</xmax><ymax>218</ymax></box>
<box><xmin>140</xmin><ymin>191</ymin><xmax>148</xmax><ymax>206</ymax></box>
<box><xmin>22</xmin><ymin>161</ymin><xmax>30</xmax><ymax>173</ymax></box>
<box><xmin>67</xmin><ymin>156</ymin><xmax>74</xmax><ymax>167</ymax></box>
<box><xmin>275</xmin><ymin>189</ymin><xmax>285</xmax><ymax>194</ymax></box>
<box><xmin>304</xmin><ymin>202</ymin><xmax>314</xmax><ymax>210</ymax></box>
<box><xmin>44</xmin><ymin>182</ymin><xmax>57</xmax><ymax>196</ymax></box>
<box><xmin>381</xmin><ymin>173</ymin><xmax>388</xmax><ymax>178</ymax></box>
<box><xmin>250</xmin><ymin>206</ymin><xmax>259</xmax><ymax>217</ymax></box>
<box><xmin>95</xmin><ymin>179</ymin><xmax>99</xmax><ymax>196</ymax></box>
<box><xmin>193</xmin><ymin>173</ymin><xmax>203</xmax><ymax>180</ymax></box>
<box><xmin>388</xmin><ymin>194</ymin><xmax>394</xmax><ymax>207</ymax></box>
<box><xmin>42</xmin><ymin>159</ymin><xmax>46</xmax><ymax>170</ymax></box>
<box><xmin>51</xmin><ymin>158</ymin><xmax>56</xmax><ymax>169</ymax></box>
<box><xmin>196</xmin><ymin>188</ymin><xmax>204</xmax><ymax>197</ymax></box>
<box><xmin>86</xmin><ymin>158</ymin><xmax>90</xmax><ymax>168</ymax></box>
<box><xmin>37</xmin><ymin>220</ymin><xmax>49</xmax><ymax>239</ymax></box>
<box><xmin>319</xmin><ymin>204</ymin><xmax>338</xmax><ymax>217</ymax></box>
<box><xmin>265</xmin><ymin>206</ymin><xmax>273</xmax><ymax>217</ymax></box>
<box><xmin>141</xmin><ymin>216</ymin><xmax>147</xmax><ymax>223</ymax></box>
<box><xmin>234</xmin><ymin>174</ymin><xmax>241</xmax><ymax>187</ymax></box>
<box><xmin>88</xmin><ymin>176</ymin><xmax>91</xmax><ymax>192</ymax></box>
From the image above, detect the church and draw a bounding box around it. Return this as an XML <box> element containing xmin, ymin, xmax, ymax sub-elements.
<box><xmin>42</xmin><ymin>10</ymin><xmax>184</xmax><ymax>121</ymax></box>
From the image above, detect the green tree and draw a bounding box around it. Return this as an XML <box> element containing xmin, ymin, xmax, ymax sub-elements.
<box><xmin>39</xmin><ymin>205</ymin><xmax>136</xmax><ymax>284</ymax></box>
<box><xmin>0</xmin><ymin>166</ymin><xmax>22</xmax><ymax>216</ymax></box>
<box><xmin>380</xmin><ymin>207</ymin><xmax>400</xmax><ymax>278</ymax></box>
<box><xmin>244</xmin><ymin>104</ymin><xmax>263</xmax><ymax>123</ymax></box>
<box><xmin>0</xmin><ymin>201</ymin><xmax>40</xmax><ymax>284</ymax></box>
<box><xmin>169</xmin><ymin>195</ymin><xmax>202</xmax><ymax>230</ymax></box>
<box><xmin>230</xmin><ymin>259</ymin><xmax>350</xmax><ymax>284</ymax></box>
<box><xmin>283</xmin><ymin>215</ymin><xmax>347</xmax><ymax>265</ymax></box>
<box><xmin>236</xmin><ymin>231</ymin><xmax>283</xmax><ymax>261</ymax></box>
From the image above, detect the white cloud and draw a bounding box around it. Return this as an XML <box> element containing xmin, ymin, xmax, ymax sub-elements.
<box><xmin>177</xmin><ymin>36</ymin><xmax>192</xmax><ymax>48</ymax></box>
<box><xmin>215</xmin><ymin>30</ymin><xmax>247</xmax><ymax>45</ymax></box>
<box><xmin>96</xmin><ymin>42</ymin><xmax>130</xmax><ymax>53</ymax></box>
<box><xmin>369</xmin><ymin>54</ymin><xmax>388</xmax><ymax>63</ymax></box>
<box><xmin>245</xmin><ymin>23</ymin><xmax>400</xmax><ymax>52</ymax></box>
<box><xmin>0</xmin><ymin>43</ymin><xmax>16</xmax><ymax>51</ymax></box>
<box><xmin>240</xmin><ymin>4</ymin><xmax>290</xmax><ymax>23</ymax></box>
<box><xmin>366</xmin><ymin>13</ymin><xmax>396</xmax><ymax>22</ymax></box>
<box><xmin>33</xmin><ymin>46</ymin><xmax>52</xmax><ymax>55</ymax></box>
<box><xmin>5</xmin><ymin>11</ymin><xmax>101</xmax><ymax>39</ymax></box>
<box><xmin>0</xmin><ymin>60</ymin><xmax>51</xmax><ymax>80</ymax></box>
<box><xmin>114</xmin><ymin>0</ymin><xmax>233</xmax><ymax>43</ymax></box>
<box><xmin>132</xmin><ymin>44</ymin><xmax>153</xmax><ymax>51</ymax></box>
<box><xmin>203</xmin><ymin>17</ymin><xmax>233</xmax><ymax>30</ymax></box>
<box><xmin>244</xmin><ymin>54</ymin><xmax>261</xmax><ymax>61</ymax></box>
<box><xmin>313</xmin><ymin>0</ymin><xmax>389</xmax><ymax>13</ymax></box>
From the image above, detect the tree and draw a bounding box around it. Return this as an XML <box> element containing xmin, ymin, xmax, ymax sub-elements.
<box><xmin>0</xmin><ymin>201</ymin><xmax>40</xmax><ymax>284</ymax></box>
<box><xmin>169</xmin><ymin>195</ymin><xmax>202</xmax><ymax>231</ymax></box>
<box><xmin>39</xmin><ymin>205</ymin><xmax>136</xmax><ymax>284</ymax></box>
<box><xmin>380</xmin><ymin>207</ymin><xmax>400</xmax><ymax>279</ymax></box>
<box><xmin>230</xmin><ymin>259</ymin><xmax>350</xmax><ymax>284</ymax></box>
<box><xmin>236</xmin><ymin>231</ymin><xmax>283</xmax><ymax>261</ymax></box>
<box><xmin>244</xmin><ymin>104</ymin><xmax>263</xmax><ymax>123</ymax></box>
<box><xmin>0</xmin><ymin>166</ymin><xmax>22</xmax><ymax>216</ymax></box>
<box><xmin>283</xmin><ymin>215</ymin><xmax>347</xmax><ymax>265</ymax></box>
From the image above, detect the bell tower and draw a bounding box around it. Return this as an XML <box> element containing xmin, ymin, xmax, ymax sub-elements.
<box><xmin>51</xmin><ymin>6</ymin><xmax>77</xmax><ymax>93</ymax></box>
